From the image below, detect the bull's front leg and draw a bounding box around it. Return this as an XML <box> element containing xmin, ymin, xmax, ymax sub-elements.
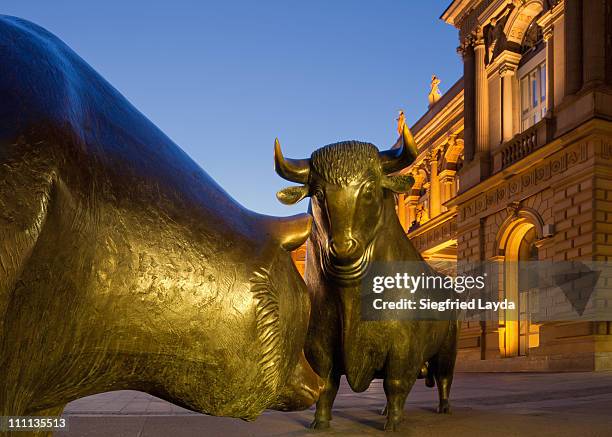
<box><xmin>383</xmin><ymin>375</ymin><xmax>416</xmax><ymax>432</ymax></box>
<box><xmin>310</xmin><ymin>369</ymin><xmax>340</xmax><ymax>430</ymax></box>
<box><xmin>432</xmin><ymin>321</ymin><xmax>459</xmax><ymax>414</ymax></box>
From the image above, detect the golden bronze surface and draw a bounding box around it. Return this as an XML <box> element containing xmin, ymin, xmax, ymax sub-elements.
<box><xmin>0</xmin><ymin>15</ymin><xmax>321</xmax><ymax>432</ymax></box>
<box><xmin>275</xmin><ymin>124</ymin><xmax>459</xmax><ymax>431</ymax></box>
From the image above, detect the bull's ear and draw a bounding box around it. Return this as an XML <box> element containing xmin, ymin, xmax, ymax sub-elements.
<box><xmin>276</xmin><ymin>185</ymin><xmax>310</xmax><ymax>205</ymax></box>
<box><xmin>381</xmin><ymin>175</ymin><xmax>414</xmax><ymax>194</ymax></box>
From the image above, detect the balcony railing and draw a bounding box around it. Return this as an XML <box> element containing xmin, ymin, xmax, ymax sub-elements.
<box><xmin>501</xmin><ymin>125</ymin><xmax>537</xmax><ymax>168</ymax></box>
<box><xmin>493</xmin><ymin>118</ymin><xmax>553</xmax><ymax>173</ymax></box>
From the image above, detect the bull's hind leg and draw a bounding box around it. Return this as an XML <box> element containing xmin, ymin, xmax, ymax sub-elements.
<box><xmin>431</xmin><ymin>321</ymin><xmax>459</xmax><ymax>414</ymax></box>
<box><xmin>383</xmin><ymin>375</ymin><xmax>417</xmax><ymax>432</ymax></box>
<box><xmin>379</xmin><ymin>361</ymin><xmax>434</xmax><ymax>416</ymax></box>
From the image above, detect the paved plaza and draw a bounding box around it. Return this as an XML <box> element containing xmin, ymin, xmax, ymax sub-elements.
<box><xmin>55</xmin><ymin>372</ymin><xmax>612</xmax><ymax>436</ymax></box>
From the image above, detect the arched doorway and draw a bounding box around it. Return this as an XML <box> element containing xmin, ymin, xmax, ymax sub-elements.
<box><xmin>496</xmin><ymin>208</ymin><xmax>543</xmax><ymax>357</ymax></box>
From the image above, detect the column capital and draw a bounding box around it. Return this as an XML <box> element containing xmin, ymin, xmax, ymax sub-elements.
<box><xmin>488</xmin><ymin>49</ymin><xmax>521</xmax><ymax>75</ymax></box>
<box><xmin>438</xmin><ymin>170</ymin><xmax>456</xmax><ymax>184</ymax></box>
<box><xmin>472</xmin><ymin>26</ymin><xmax>485</xmax><ymax>47</ymax></box>
<box><xmin>499</xmin><ymin>63</ymin><xmax>516</xmax><ymax>77</ymax></box>
<box><xmin>457</xmin><ymin>34</ymin><xmax>475</xmax><ymax>57</ymax></box>
<box><xmin>416</xmin><ymin>162</ymin><xmax>431</xmax><ymax>177</ymax></box>
<box><xmin>428</xmin><ymin>148</ymin><xmax>442</xmax><ymax>163</ymax></box>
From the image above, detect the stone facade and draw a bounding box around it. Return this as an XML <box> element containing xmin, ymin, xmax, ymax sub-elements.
<box><xmin>396</xmin><ymin>0</ymin><xmax>612</xmax><ymax>371</ymax></box>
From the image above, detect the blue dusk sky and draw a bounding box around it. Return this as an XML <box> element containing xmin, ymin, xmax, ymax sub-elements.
<box><xmin>3</xmin><ymin>1</ymin><xmax>462</xmax><ymax>217</ymax></box>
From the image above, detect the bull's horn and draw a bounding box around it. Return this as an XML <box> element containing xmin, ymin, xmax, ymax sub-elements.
<box><xmin>379</xmin><ymin>123</ymin><xmax>418</xmax><ymax>174</ymax></box>
<box><xmin>267</xmin><ymin>213</ymin><xmax>312</xmax><ymax>252</ymax></box>
<box><xmin>274</xmin><ymin>138</ymin><xmax>310</xmax><ymax>184</ymax></box>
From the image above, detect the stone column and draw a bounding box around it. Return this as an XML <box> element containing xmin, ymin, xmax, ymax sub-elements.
<box><xmin>429</xmin><ymin>151</ymin><xmax>441</xmax><ymax>218</ymax></box>
<box><xmin>544</xmin><ymin>27</ymin><xmax>555</xmax><ymax>114</ymax></box>
<box><xmin>406</xmin><ymin>199</ymin><xmax>418</xmax><ymax>229</ymax></box>
<box><xmin>439</xmin><ymin>173</ymin><xmax>456</xmax><ymax>213</ymax></box>
<box><xmin>500</xmin><ymin>65</ymin><xmax>515</xmax><ymax>142</ymax></box>
<box><xmin>565</xmin><ymin>0</ymin><xmax>583</xmax><ymax>95</ymax></box>
<box><xmin>474</xmin><ymin>31</ymin><xmax>489</xmax><ymax>155</ymax></box>
<box><xmin>582</xmin><ymin>0</ymin><xmax>606</xmax><ymax>88</ymax></box>
<box><xmin>460</xmin><ymin>39</ymin><xmax>476</xmax><ymax>162</ymax></box>
<box><xmin>397</xmin><ymin>194</ymin><xmax>407</xmax><ymax>230</ymax></box>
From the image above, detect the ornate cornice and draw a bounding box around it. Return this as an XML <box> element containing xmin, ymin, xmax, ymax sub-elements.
<box><xmin>442</xmin><ymin>0</ymin><xmax>480</xmax><ymax>27</ymax></box>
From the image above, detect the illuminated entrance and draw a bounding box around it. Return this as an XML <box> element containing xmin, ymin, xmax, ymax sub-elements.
<box><xmin>496</xmin><ymin>208</ymin><xmax>542</xmax><ymax>357</ymax></box>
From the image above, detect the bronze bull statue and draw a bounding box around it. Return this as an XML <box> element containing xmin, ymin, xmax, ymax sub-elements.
<box><xmin>0</xmin><ymin>15</ymin><xmax>321</xmax><ymax>430</ymax></box>
<box><xmin>274</xmin><ymin>125</ymin><xmax>459</xmax><ymax>431</ymax></box>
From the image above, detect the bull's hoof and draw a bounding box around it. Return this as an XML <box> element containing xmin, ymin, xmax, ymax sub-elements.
<box><xmin>309</xmin><ymin>418</ymin><xmax>330</xmax><ymax>430</ymax></box>
<box><xmin>425</xmin><ymin>376</ymin><xmax>436</xmax><ymax>388</ymax></box>
<box><xmin>383</xmin><ymin>416</ymin><xmax>403</xmax><ymax>432</ymax></box>
<box><xmin>437</xmin><ymin>400</ymin><xmax>451</xmax><ymax>414</ymax></box>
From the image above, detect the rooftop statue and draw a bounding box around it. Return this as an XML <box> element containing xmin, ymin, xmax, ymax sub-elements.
<box><xmin>396</xmin><ymin>110</ymin><xmax>406</xmax><ymax>135</ymax></box>
<box><xmin>428</xmin><ymin>75</ymin><xmax>442</xmax><ymax>107</ymax></box>
<box><xmin>0</xmin><ymin>15</ymin><xmax>321</xmax><ymax>426</ymax></box>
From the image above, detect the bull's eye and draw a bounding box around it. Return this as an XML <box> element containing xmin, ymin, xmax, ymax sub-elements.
<box><xmin>361</xmin><ymin>182</ymin><xmax>375</xmax><ymax>202</ymax></box>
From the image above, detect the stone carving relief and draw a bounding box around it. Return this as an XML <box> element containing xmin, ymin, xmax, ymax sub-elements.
<box><xmin>485</xmin><ymin>7</ymin><xmax>511</xmax><ymax>63</ymax></box>
<box><xmin>460</xmin><ymin>143</ymin><xmax>589</xmax><ymax>221</ymax></box>
<box><xmin>412</xmin><ymin>218</ymin><xmax>458</xmax><ymax>253</ymax></box>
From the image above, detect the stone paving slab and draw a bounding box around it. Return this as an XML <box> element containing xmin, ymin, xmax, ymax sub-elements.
<box><xmin>54</xmin><ymin>372</ymin><xmax>612</xmax><ymax>436</ymax></box>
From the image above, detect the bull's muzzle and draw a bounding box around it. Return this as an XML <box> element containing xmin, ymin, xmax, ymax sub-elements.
<box><xmin>329</xmin><ymin>237</ymin><xmax>362</xmax><ymax>266</ymax></box>
<box><xmin>270</xmin><ymin>352</ymin><xmax>323</xmax><ymax>411</ymax></box>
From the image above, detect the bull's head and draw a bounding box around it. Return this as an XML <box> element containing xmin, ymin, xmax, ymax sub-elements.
<box><xmin>274</xmin><ymin>125</ymin><xmax>417</xmax><ymax>283</ymax></box>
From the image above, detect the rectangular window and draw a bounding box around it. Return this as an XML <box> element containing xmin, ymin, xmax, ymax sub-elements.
<box><xmin>540</xmin><ymin>65</ymin><xmax>546</xmax><ymax>103</ymax></box>
<box><xmin>519</xmin><ymin>60</ymin><xmax>547</xmax><ymax>131</ymax></box>
<box><xmin>531</xmin><ymin>71</ymin><xmax>537</xmax><ymax>108</ymax></box>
